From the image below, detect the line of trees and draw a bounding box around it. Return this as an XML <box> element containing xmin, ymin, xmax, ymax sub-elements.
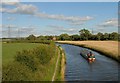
<box><xmin>4</xmin><ymin>29</ymin><xmax>118</xmax><ymax>41</ymax></box>
<box><xmin>25</xmin><ymin>29</ymin><xmax>119</xmax><ymax>41</ymax></box>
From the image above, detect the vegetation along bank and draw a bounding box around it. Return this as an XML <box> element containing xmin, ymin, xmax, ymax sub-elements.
<box><xmin>54</xmin><ymin>45</ymin><xmax>66</xmax><ymax>81</ymax></box>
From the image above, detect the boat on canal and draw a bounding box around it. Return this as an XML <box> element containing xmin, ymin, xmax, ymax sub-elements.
<box><xmin>80</xmin><ymin>50</ymin><xmax>95</xmax><ymax>62</ymax></box>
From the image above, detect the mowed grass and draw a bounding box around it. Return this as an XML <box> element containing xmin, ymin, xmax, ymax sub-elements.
<box><xmin>57</xmin><ymin>41</ymin><xmax>119</xmax><ymax>62</ymax></box>
<box><xmin>2</xmin><ymin>43</ymin><xmax>40</xmax><ymax>64</ymax></box>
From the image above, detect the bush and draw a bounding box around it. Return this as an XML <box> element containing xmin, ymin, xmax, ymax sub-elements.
<box><xmin>2</xmin><ymin>61</ymin><xmax>33</xmax><ymax>81</ymax></box>
<box><xmin>15</xmin><ymin>50</ymin><xmax>37</xmax><ymax>71</ymax></box>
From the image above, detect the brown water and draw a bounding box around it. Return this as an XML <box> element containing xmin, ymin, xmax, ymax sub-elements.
<box><xmin>57</xmin><ymin>44</ymin><xmax>119</xmax><ymax>81</ymax></box>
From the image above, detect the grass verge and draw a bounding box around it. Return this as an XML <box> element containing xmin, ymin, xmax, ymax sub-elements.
<box><xmin>0</xmin><ymin>42</ymin><xmax>2</xmax><ymax>82</ymax></box>
<box><xmin>55</xmin><ymin>45</ymin><xmax>66</xmax><ymax>81</ymax></box>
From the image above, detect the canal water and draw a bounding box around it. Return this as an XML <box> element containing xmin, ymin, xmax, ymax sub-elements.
<box><xmin>57</xmin><ymin>44</ymin><xmax>119</xmax><ymax>81</ymax></box>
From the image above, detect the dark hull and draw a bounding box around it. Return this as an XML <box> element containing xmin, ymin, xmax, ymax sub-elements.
<box><xmin>80</xmin><ymin>53</ymin><xmax>88</xmax><ymax>60</ymax></box>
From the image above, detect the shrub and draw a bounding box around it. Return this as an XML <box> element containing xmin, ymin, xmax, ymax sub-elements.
<box><xmin>15</xmin><ymin>50</ymin><xmax>37</xmax><ymax>72</ymax></box>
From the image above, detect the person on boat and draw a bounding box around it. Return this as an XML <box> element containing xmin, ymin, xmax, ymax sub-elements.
<box><xmin>87</xmin><ymin>51</ymin><xmax>94</xmax><ymax>61</ymax></box>
<box><xmin>90</xmin><ymin>51</ymin><xmax>92</xmax><ymax>56</ymax></box>
<box><xmin>87</xmin><ymin>52</ymin><xmax>91</xmax><ymax>58</ymax></box>
<box><xmin>87</xmin><ymin>51</ymin><xmax>92</xmax><ymax>57</ymax></box>
<box><xmin>90</xmin><ymin>51</ymin><xmax>95</xmax><ymax>61</ymax></box>
<box><xmin>87</xmin><ymin>52</ymin><xmax>92</xmax><ymax>61</ymax></box>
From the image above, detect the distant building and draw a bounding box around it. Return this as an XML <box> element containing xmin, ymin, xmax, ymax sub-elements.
<box><xmin>52</xmin><ymin>36</ymin><xmax>56</xmax><ymax>41</ymax></box>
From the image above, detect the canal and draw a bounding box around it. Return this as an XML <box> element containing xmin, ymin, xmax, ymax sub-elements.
<box><xmin>57</xmin><ymin>44</ymin><xmax>119</xmax><ymax>81</ymax></box>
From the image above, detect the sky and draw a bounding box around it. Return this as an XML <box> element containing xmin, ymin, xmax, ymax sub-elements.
<box><xmin>0</xmin><ymin>1</ymin><xmax>118</xmax><ymax>38</ymax></box>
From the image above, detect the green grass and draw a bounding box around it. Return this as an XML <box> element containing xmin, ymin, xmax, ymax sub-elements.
<box><xmin>41</xmin><ymin>47</ymin><xmax>59</xmax><ymax>81</ymax></box>
<box><xmin>55</xmin><ymin>47</ymin><xmax>62</xmax><ymax>81</ymax></box>
<box><xmin>0</xmin><ymin>42</ymin><xmax>2</xmax><ymax>82</ymax></box>
<box><xmin>2</xmin><ymin>42</ymin><xmax>60</xmax><ymax>81</ymax></box>
<box><xmin>2</xmin><ymin>43</ymin><xmax>40</xmax><ymax>64</ymax></box>
<box><xmin>0</xmin><ymin>42</ymin><xmax>2</xmax><ymax>64</ymax></box>
<box><xmin>55</xmin><ymin>46</ymin><xmax>66</xmax><ymax>81</ymax></box>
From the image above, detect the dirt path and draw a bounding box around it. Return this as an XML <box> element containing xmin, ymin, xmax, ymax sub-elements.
<box><xmin>52</xmin><ymin>47</ymin><xmax>60</xmax><ymax>81</ymax></box>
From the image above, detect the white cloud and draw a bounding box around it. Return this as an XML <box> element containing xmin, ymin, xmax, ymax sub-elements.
<box><xmin>20</xmin><ymin>27</ymin><xmax>35</xmax><ymax>33</ymax></box>
<box><xmin>70</xmin><ymin>22</ymin><xmax>84</xmax><ymax>26</ymax></box>
<box><xmin>1</xmin><ymin>1</ymin><xmax>38</xmax><ymax>15</ymax></box>
<box><xmin>35</xmin><ymin>13</ymin><xmax>93</xmax><ymax>25</ymax></box>
<box><xmin>97</xmin><ymin>18</ymin><xmax>118</xmax><ymax>27</ymax></box>
<box><xmin>1</xmin><ymin>1</ymin><xmax>19</xmax><ymax>6</ymax></box>
<box><xmin>1</xmin><ymin>2</ymin><xmax>93</xmax><ymax>25</ymax></box>
<box><xmin>13</xmin><ymin>4</ymin><xmax>38</xmax><ymax>14</ymax></box>
<box><xmin>7</xmin><ymin>17</ymin><xmax>15</xmax><ymax>20</ymax></box>
<box><xmin>1</xmin><ymin>24</ymin><xmax>17</xmax><ymax>28</ymax></box>
<box><xmin>1</xmin><ymin>24</ymin><xmax>37</xmax><ymax>38</ymax></box>
<box><xmin>0</xmin><ymin>24</ymin><xmax>2</xmax><ymax>28</ymax></box>
<box><xmin>47</xmin><ymin>25</ymin><xmax>79</xmax><ymax>35</ymax></box>
<box><xmin>0</xmin><ymin>7</ymin><xmax>8</xmax><ymax>12</ymax></box>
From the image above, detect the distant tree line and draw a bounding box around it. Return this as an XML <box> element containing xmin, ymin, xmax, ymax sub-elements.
<box><xmin>25</xmin><ymin>29</ymin><xmax>119</xmax><ymax>41</ymax></box>
<box><xmin>3</xmin><ymin>29</ymin><xmax>119</xmax><ymax>41</ymax></box>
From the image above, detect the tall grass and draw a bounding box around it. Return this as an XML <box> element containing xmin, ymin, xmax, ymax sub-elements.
<box><xmin>2</xmin><ymin>42</ymin><xmax>57</xmax><ymax>81</ymax></box>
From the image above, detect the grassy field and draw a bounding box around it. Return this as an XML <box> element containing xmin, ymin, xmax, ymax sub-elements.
<box><xmin>2</xmin><ymin>43</ymin><xmax>40</xmax><ymax>64</ymax></box>
<box><xmin>2</xmin><ymin>42</ymin><xmax>61</xmax><ymax>81</ymax></box>
<box><xmin>56</xmin><ymin>41</ymin><xmax>119</xmax><ymax>62</ymax></box>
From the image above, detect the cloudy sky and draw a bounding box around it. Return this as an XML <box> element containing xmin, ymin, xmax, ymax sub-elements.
<box><xmin>0</xmin><ymin>1</ymin><xmax>118</xmax><ymax>38</ymax></box>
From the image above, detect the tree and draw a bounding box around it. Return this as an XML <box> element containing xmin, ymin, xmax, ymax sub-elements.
<box><xmin>103</xmin><ymin>33</ymin><xmax>109</xmax><ymax>40</ymax></box>
<box><xmin>79</xmin><ymin>29</ymin><xmax>92</xmax><ymax>40</ymax></box>
<box><xmin>96</xmin><ymin>32</ymin><xmax>103</xmax><ymax>40</ymax></box>
<box><xmin>70</xmin><ymin>34</ymin><xmax>80</xmax><ymax>41</ymax></box>
<box><xmin>37</xmin><ymin>35</ymin><xmax>46</xmax><ymax>40</ymax></box>
<box><xmin>59</xmin><ymin>33</ymin><xmax>70</xmax><ymax>40</ymax></box>
<box><xmin>26</xmin><ymin>34</ymin><xmax>37</xmax><ymax>40</ymax></box>
<box><xmin>91</xmin><ymin>35</ymin><xmax>98</xmax><ymax>40</ymax></box>
<box><xmin>119</xmin><ymin>34</ymin><xmax>120</xmax><ymax>41</ymax></box>
<box><xmin>109</xmin><ymin>32</ymin><xmax>118</xmax><ymax>40</ymax></box>
<box><xmin>45</xmin><ymin>36</ymin><xmax>53</xmax><ymax>40</ymax></box>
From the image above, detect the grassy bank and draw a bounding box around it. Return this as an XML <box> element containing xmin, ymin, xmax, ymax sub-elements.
<box><xmin>59</xmin><ymin>47</ymin><xmax>66</xmax><ymax>81</ymax></box>
<box><xmin>55</xmin><ymin>46</ymin><xmax>66</xmax><ymax>81</ymax></box>
<box><xmin>0</xmin><ymin>42</ymin><xmax>2</xmax><ymax>82</ymax></box>
<box><xmin>56</xmin><ymin>41</ymin><xmax>120</xmax><ymax>62</ymax></box>
<box><xmin>2</xmin><ymin>42</ymin><xmax>60</xmax><ymax>81</ymax></box>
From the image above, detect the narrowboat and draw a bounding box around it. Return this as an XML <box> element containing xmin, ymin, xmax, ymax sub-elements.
<box><xmin>80</xmin><ymin>50</ymin><xmax>95</xmax><ymax>62</ymax></box>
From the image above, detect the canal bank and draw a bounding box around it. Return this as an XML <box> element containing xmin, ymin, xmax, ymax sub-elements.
<box><xmin>59</xmin><ymin>46</ymin><xmax>66</xmax><ymax>80</ymax></box>
<box><xmin>56</xmin><ymin>41</ymin><xmax>120</xmax><ymax>62</ymax></box>
<box><xmin>54</xmin><ymin>45</ymin><xmax>66</xmax><ymax>81</ymax></box>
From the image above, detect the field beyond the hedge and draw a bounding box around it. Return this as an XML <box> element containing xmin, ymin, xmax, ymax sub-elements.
<box><xmin>2</xmin><ymin>43</ymin><xmax>40</xmax><ymax>64</ymax></box>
